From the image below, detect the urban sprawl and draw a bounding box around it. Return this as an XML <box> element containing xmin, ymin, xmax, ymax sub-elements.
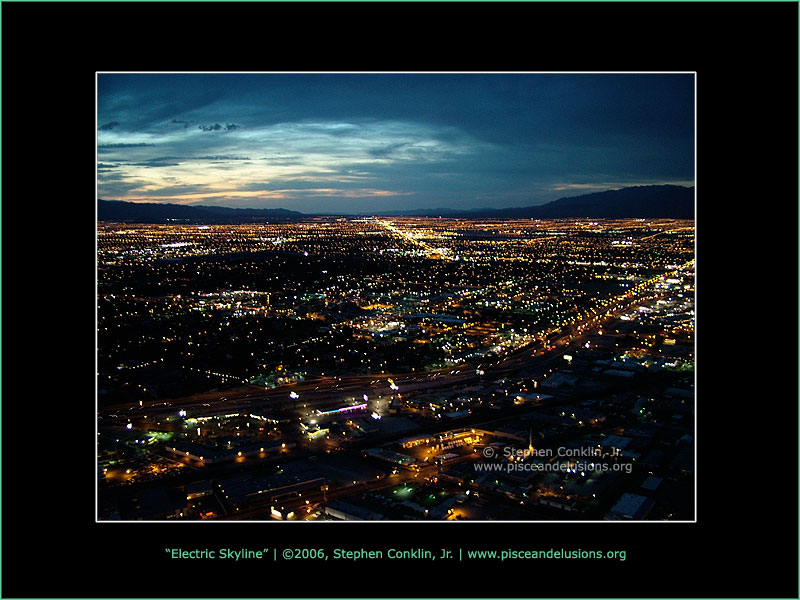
<box><xmin>97</xmin><ymin>216</ymin><xmax>694</xmax><ymax>521</ymax></box>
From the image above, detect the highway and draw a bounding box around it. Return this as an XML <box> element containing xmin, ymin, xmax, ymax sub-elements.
<box><xmin>218</xmin><ymin>463</ymin><xmax>438</xmax><ymax>520</ymax></box>
<box><xmin>100</xmin><ymin>260</ymin><xmax>692</xmax><ymax>427</ymax></box>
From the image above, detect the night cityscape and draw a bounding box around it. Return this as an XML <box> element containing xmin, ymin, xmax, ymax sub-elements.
<box><xmin>96</xmin><ymin>73</ymin><xmax>695</xmax><ymax>521</ymax></box>
<box><xmin>6</xmin><ymin>4</ymin><xmax>797</xmax><ymax>598</ymax></box>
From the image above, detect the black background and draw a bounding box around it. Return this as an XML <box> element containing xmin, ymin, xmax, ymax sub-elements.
<box><xmin>2</xmin><ymin>2</ymin><xmax>798</xmax><ymax>598</ymax></box>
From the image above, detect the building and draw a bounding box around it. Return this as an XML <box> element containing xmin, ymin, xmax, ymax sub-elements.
<box><xmin>604</xmin><ymin>493</ymin><xmax>655</xmax><ymax>520</ymax></box>
<box><xmin>217</xmin><ymin>472</ymin><xmax>327</xmax><ymax>509</ymax></box>
<box><xmin>166</xmin><ymin>440</ymin><xmax>295</xmax><ymax>464</ymax></box>
<box><xmin>324</xmin><ymin>500</ymin><xmax>385</xmax><ymax>521</ymax></box>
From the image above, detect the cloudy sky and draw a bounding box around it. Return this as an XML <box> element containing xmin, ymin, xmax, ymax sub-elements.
<box><xmin>97</xmin><ymin>73</ymin><xmax>694</xmax><ymax>214</ymax></box>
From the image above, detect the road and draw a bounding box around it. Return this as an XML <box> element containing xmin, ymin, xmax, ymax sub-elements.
<box><xmin>100</xmin><ymin>260</ymin><xmax>688</xmax><ymax>427</ymax></box>
<box><xmin>218</xmin><ymin>463</ymin><xmax>438</xmax><ymax>520</ymax></box>
<box><xmin>102</xmin><ymin>301</ymin><xmax>645</xmax><ymax>425</ymax></box>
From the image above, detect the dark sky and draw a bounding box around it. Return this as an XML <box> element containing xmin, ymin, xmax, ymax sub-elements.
<box><xmin>97</xmin><ymin>73</ymin><xmax>694</xmax><ymax>213</ymax></box>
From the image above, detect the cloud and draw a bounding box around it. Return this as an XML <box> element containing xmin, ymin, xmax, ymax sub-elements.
<box><xmin>368</xmin><ymin>142</ymin><xmax>409</xmax><ymax>159</ymax></box>
<box><xmin>97</xmin><ymin>175</ymin><xmax>155</xmax><ymax>197</ymax></box>
<box><xmin>198</xmin><ymin>122</ymin><xmax>240</xmax><ymax>132</ymax></box>
<box><xmin>130</xmin><ymin>183</ymin><xmax>215</xmax><ymax>198</ymax></box>
<box><xmin>98</xmin><ymin>143</ymin><xmax>155</xmax><ymax>150</ymax></box>
<box><xmin>142</xmin><ymin>156</ymin><xmax>184</xmax><ymax>162</ymax></box>
<box><xmin>260</xmin><ymin>155</ymin><xmax>302</xmax><ymax>166</ymax></box>
<box><xmin>129</xmin><ymin>161</ymin><xmax>182</xmax><ymax>168</ymax></box>
<box><xmin>104</xmin><ymin>185</ymin><xmax>413</xmax><ymax>204</ymax></box>
<box><xmin>195</xmin><ymin>155</ymin><xmax>250</xmax><ymax>161</ymax></box>
<box><xmin>96</xmin><ymin>74</ymin><xmax>693</xmax><ymax>212</ymax></box>
<box><xmin>549</xmin><ymin>182</ymin><xmax>633</xmax><ymax>192</ymax></box>
<box><xmin>549</xmin><ymin>180</ymin><xmax>694</xmax><ymax>194</ymax></box>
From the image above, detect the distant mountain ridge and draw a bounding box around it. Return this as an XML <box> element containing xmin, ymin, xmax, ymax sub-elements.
<box><xmin>470</xmin><ymin>185</ymin><xmax>694</xmax><ymax>219</ymax></box>
<box><xmin>97</xmin><ymin>199</ymin><xmax>303</xmax><ymax>223</ymax></box>
<box><xmin>374</xmin><ymin>185</ymin><xmax>694</xmax><ymax>219</ymax></box>
<box><xmin>98</xmin><ymin>185</ymin><xmax>694</xmax><ymax>222</ymax></box>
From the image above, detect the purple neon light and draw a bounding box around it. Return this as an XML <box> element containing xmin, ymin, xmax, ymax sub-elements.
<box><xmin>318</xmin><ymin>403</ymin><xmax>368</xmax><ymax>415</ymax></box>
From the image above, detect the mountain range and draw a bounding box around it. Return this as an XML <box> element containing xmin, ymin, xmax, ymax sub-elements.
<box><xmin>378</xmin><ymin>185</ymin><xmax>694</xmax><ymax>219</ymax></box>
<box><xmin>97</xmin><ymin>200</ymin><xmax>303</xmax><ymax>223</ymax></box>
<box><xmin>477</xmin><ymin>185</ymin><xmax>694</xmax><ymax>219</ymax></box>
<box><xmin>98</xmin><ymin>185</ymin><xmax>694</xmax><ymax>223</ymax></box>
